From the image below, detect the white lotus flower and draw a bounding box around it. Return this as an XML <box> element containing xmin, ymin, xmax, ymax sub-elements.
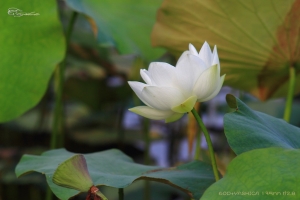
<box><xmin>128</xmin><ymin>42</ymin><xmax>226</xmax><ymax>122</ymax></box>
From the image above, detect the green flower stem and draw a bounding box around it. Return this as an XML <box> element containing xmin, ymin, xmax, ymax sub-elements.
<box><xmin>143</xmin><ymin>118</ymin><xmax>151</xmax><ymax>164</ymax></box>
<box><xmin>117</xmin><ymin>105</ymin><xmax>125</xmax><ymax>148</ymax></box>
<box><xmin>46</xmin><ymin>11</ymin><xmax>78</xmax><ymax>200</ymax></box>
<box><xmin>51</xmin><ymin>11</ymin><xmax>78</xmax><ymax>149</ymax></box>
<box><xmin>45</xmin><ymin>187</ymin><xmax>53</xmax><ymax>200</ymax></box>
<box><xmin>96</xmin><ymin>190</ymin><xmax>108</xmax><ymax>200</ymax></box>
<box><xmin>119</xmin><ymin>188</ymin><xmax>124</xmax><ymax>200</ymax></box>
<box><xmin>143</xmin><ymin>118</ymin><xmax>151</xmax><ymax>200</ymax></box>
<box><xmin>283</xmin><ymin>66</ymin><xmax>296</xmax><ymax>122</ymax></box>
<box><xmin>191</xmin><ymin>108</ymin><xmax>220</xmax><ymax>181</ymax></box>
<box><xmin>193</xmin><ymin>129</ymin><xmax>201</xmax><ymax>160</ymax></box>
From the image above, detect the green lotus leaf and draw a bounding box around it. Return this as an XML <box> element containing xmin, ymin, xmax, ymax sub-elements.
<box><xmin>201</xmin><ymin>148</ymin><xmax>300</xmax><ymax>200</ymax></box>
<box><xmin>224</xmin><ymin>95</ymin><xmax>300</xmax><ymax>155</ymax></box>
<box><xmin>16</xmin><ymin>148</ymin><xmax>215</xmax><ymax>200</ymax></box>
<box><xmin>0</xmin><ymin>1</ymin><xmax>65</xmax><ymax>122</ymax></box>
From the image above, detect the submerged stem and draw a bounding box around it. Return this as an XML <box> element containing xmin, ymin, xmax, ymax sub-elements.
<box><xmin>47</xmin><ymin>11</ymin><xmax>78</xmax><ymax>200</ymax></box>
<box><xmin>118</xmin><ymin>188</ymin><xmax>124</xmax><ymax>200</ymax></box>
<box><xmin>96</xmin><ymin>190</ymin><xmax>108</xmax><ymax>200</ymax></box>
<box><xmin>191</xmin><ymin>108</ymin><xmax>220</xmax><ymax>181</ymax></box>
<box><xmin>193</xmin><ymin>129</ymin><xmax>201</xmax><ymax>160</ymax></box>
<box><xmin>143</xmin><ymin>118</ymin><xmax>151</xmax><ymax>200</ymax></box>
<box><xmin>283</xmin><ymin>66</ymin><xmax>296</xmax><ymax>122</ymax></box>
<box><xmin>51</xmin><ymin>11</ymin><xmax>78</xmax><ymax>149</ymax></box>
<box><xmin>45</xmin><ymin>186</ymin><xmax>53</xmax><ymax>200</ymax></box>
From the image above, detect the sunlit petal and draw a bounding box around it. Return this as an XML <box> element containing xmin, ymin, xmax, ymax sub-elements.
<box><xmin>193</xmin><ymin>64</ymin><xmax>219</xmax><ymax>100</ymax></box>
<box><xmin>141</xmin><ymin>86</ymin><xmax>186</xmax><ymax>110</ymax></box>
<box><xmin>177</xmin><ymin>51</ymin><xmax>189</xmax><ymax>64</ymax></box>
<box><xmin>212</xmin><ymin>46</ymin><xmax>220</xmax><ymax>66</ymax></box>
<box><xmin>198</xmin><ymin>41</ymin><xmax>212</xmax><ymax>68</ymax></box>
<box><xmin>175</xmin><ymin>54</ymin><xmax>206</xmax><ymax>96</ymax></box>
<box><xmin>140</xmin><ymin>69</ymin><xmax>152</xmax><ymax>85</ymax></box>
<box><xmin>189</xmin><ymin>43</ymin><xmax>198</xmax><ymax>56</ymax></box>
<box><xmin>148</xmin><ymin>62</ymin><xmax>176</xmax><ymax>86</ymax></box>
<box><xmin>199</xmin><ymin>74</ymin><xmax>226</xmax><ymax>102</ymax></box>
<box><xmin>128</xmin><ymin>81</ymin><xmax>152</xmax><ymax>107</ymax></box>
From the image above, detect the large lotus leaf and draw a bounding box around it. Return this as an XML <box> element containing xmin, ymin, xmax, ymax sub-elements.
<box><xmin>65</xmin><ymin>0</ymin><xmax>165</xmax><ymax>61</ymax></box>
<box><xmin>16</xmin><ymin>148</ymin><xmax>215</xmax><ymax>200</ymax></box>
<box><xmin>151</xmin><ymin>0</ymin><xmax>300</xmax><ymax>100</ymax></box>
<box><xmin>0</xmin><ymin>1</ymin><xmax>65</xmax><ymax>122</ymax></box>
<box><xmin>224</xmin><ymin>95</ymin><xmax>300</xmax><ymax>155</ymax></box>
<box><xmin>201</xmin><ymin>147</ymin><xmax>300</xmax><ymax>200</ymax></box>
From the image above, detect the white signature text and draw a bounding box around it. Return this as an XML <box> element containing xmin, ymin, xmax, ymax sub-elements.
<box><xmin>8</xmin><ymin>8</ymin><xmax>40</xmax><ymax>17</ymax></box>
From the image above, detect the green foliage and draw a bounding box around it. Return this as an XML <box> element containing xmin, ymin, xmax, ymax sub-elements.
<box><xmin>0</xmin><ymin>1</ymin><xmax>65</xmax><ymax>122</ymax></box>
<box><xmin>224</xmin><ymin>95</ymin><xmax>300</xmax><ymax>155</ymax></box>
<box><xmin>152</xmin><ymin>0</ymin><xmax>300</xmax><ymax>100</ymax></box>
<box><xmin>65</xmin><ymin>0</ymin><xmax>165</xmax><ymax>61</ymax></box>
<box><xmin>201</xmin><ymin>147</ymin><xmax>300</xmax><ymax>200</ymax></box>
<box><xmin>16</xmin><ymin>148</ymin><xmax>215</xmax><ymax>200</ymax></box>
